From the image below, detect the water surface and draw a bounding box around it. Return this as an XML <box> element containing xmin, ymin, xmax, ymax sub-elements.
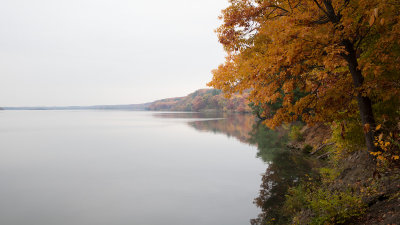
<box><xmin>0</xmin><ymin>110</ymin><xmax>268</xmax><ymax>225</ymax></box>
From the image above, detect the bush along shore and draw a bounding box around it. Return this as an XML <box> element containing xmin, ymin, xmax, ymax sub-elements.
<box><xmin>261</xmin><ymin>123</ymin><xmax>400</xmax><ymax>225</ymax></box>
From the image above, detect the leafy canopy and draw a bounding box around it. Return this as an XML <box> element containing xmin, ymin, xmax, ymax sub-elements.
<box><xmin>208</xmin><ymin>0</ymin><xmax>400</xmax><ymax>128</ymax></box>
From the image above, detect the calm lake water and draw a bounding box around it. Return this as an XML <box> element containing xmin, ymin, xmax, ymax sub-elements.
<box><xmin>0</xmin><ymin>110</ymin><xmax>311</xmax><ymax>225</ymax></box>
<box><xmin>0</xmin><ymin>110</ymin><xmax>270</xmax><ymax>225</ymax></box>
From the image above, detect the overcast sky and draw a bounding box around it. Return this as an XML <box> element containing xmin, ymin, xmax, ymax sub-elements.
<box><xmin>0</xmin><ymin>0</ymin><xmax>228</xmax><ymax>106</ymax></box>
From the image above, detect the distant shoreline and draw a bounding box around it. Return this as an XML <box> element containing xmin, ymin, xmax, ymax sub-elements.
<box><xmin>1</xmin><ymin>88</ymin><xmax>252</xmax><ymax>113</ymax></box>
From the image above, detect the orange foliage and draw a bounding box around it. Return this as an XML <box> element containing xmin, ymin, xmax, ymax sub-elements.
<box><xmin>208</xmin><ymin>0</ymin><xmax>400</xmax><ymax>131</ymax></box>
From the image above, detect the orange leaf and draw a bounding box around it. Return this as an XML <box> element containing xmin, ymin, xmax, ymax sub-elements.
<box><xmin>369</xmin><ymin>15</ymin><xmax>375</xmax><ymax>26</ymax></box>
<box><xmin>364</xmin><ymin>123</ymin><xmax>371</xmax><ymax>133</ymax></box>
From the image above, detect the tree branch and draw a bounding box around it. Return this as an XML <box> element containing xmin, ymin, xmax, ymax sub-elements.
<box><xmin>266</xmin><ymin>5</ymin><xmax>289</xmax><ymax>13</ymax></box>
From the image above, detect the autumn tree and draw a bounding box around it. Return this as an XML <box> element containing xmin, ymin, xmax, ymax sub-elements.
<box><xmin>208</xmin><ymin>0</ymin><xmax>400</xmax><ymax>152</ymax></box>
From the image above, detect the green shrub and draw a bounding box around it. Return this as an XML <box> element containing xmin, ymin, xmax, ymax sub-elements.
<box><xmin>284</xmin><ymin>185</ymin><xmax>309</xmax><ymax>215</ymax></box>
<box><xmin>284</xmin><ymin>168</ymin><xmax>366</xmax><ymax>225</ymax></box>
<box><xmin>290</xmin><ymin>124</ymin><xmax>304</xmax><ymax>142</ymax></box>
<box><xmin>330</xmin><ymin>120</ymin><xmax>365</xmax><ymax>155</ymax></box>
<box><xmin>308</xmin><ymin>188</ymin><xmax>366</xmax><ymax>224</ymax></box>
<box><xmin>319</xmin><ymin>167</ymin><xmax>340</xmax><ymax>183</ymax></box>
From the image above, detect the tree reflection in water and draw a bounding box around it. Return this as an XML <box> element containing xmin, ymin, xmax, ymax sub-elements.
<box><xmin>188</xmin><ymin>113</ymin><xmax>315</xmax><ymax>225</ymax></box>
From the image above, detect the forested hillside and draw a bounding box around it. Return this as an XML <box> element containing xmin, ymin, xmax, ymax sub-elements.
<box><xmin>147</xmin><ymin>89</ymin><xmax>252</xmax><ymax>113</ymax></box>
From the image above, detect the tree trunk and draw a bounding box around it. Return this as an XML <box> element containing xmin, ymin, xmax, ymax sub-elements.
<box><xmin>342</xmin><ymin>39</ymin><xmax>377</xmax><ymax>152</ymax></box>
<box><xmin>318</xmin><ymin>0</ymin><xmax>377</xmax><ymax>152</ymax></box>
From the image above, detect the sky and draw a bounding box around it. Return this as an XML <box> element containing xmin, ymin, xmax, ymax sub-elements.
<box><xmin>0</xmin><ymin>0</ymin><xmax>228</xmax><ymax>107</ymax></box>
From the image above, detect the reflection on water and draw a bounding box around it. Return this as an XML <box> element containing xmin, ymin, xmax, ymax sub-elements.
<box><xmin>248</xmin><ymin>123</ymin><xmax>290</xmax><ymax>162</ymax></box>
<box><xmin>152</xmin><ymin>112</ymin><xmax>223</xmax><ymax>119</ymax></box>
<box><xmin>0</xmin><ymin>111</ymin><xmax>312</xmax><ymax>225</ymax></box>
<box><xmin>186</xmin><ymin>113</ymin><xmax>314</xmax><ymax>225</ymax></box>
<box><xmin>0</xmin><ymin>111</ymin><xmax>266</xmax><ymax>225</ymax></box>
<box><xmin>188</xmin><ymin>113</ymin><xmax>255</xmax><ymax>143</ymax></box>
